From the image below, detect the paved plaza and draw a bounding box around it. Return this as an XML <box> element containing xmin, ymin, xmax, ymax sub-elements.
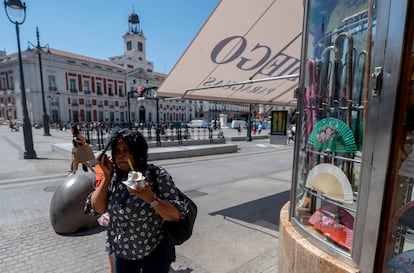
<box><xmin>0</xmin><ymin>124</ymin><xmax>292</xmax><ymax>273</ymax></box>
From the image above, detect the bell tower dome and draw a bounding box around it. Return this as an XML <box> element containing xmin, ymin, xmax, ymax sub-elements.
<box><xmin>108</xmin><ymin>8</ymin><xmax>153</xmax><ymax>73</ymax></box>
<box><xmin>128</xmin><ymin>10</ymin><xmax>141</xmax><ymax>34</ymax></box>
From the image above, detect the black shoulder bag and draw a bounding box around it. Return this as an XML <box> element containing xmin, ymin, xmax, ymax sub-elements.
<box><xmin>149</xmin><ymin>165</ymin><xmax>197</xmax><ymax>245</ymax></box>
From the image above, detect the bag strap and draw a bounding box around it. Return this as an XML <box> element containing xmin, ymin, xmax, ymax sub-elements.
<box><xmin>148</xmin><ymin>164</ymin><xmax>176</xmax><ymax>261</ymax></box>
<box><xmin>148</xmin><ymin>164</ymin><xmax>159</xmax><ymax>196</ymax></box>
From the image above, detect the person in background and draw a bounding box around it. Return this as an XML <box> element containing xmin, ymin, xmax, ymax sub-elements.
<box><xmin>70</xmin><ymin>125</ymin><xmax>91</xmax><ymax>175</ymax></box>
<box><xmin>258</xmin><ymin>123</ymin><xmax>263</xmax><ymax>134</ymax></box>
<box><xmin>287</xmin><ymin>124</ymin><xmax>296</xmax><ymax>144</ymax></box>
<box><xmin>85</xmin><ymin>129</ymin><xmax>188</xmax><ymax>273</ymax></box>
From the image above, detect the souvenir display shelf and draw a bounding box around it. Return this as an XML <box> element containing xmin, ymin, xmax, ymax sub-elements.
<box><xmin>292</xmin><ymin>0</ymin><xmax>371</xmax><ymax>256</ymax></box>
<box><xmin>282</xmin><ymin>0</ymin><xmax>414</xmax><ymax>272</ymax></box>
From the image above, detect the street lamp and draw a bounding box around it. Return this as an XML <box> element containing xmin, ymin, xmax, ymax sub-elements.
<box><xmin>55</xmin><ymin>91</ymin><xmax>60</xmax><ymax>122</ymax></box>
<box><xmin>28</xmin><ymin>27</ymin><xmax>50</xmax><ymax>136</ymax></box>
<box><xmin>127</xmin><ymin>89</ymin><xmax>138</xmax><ymax>130</ymax></box>
<box><xmin>4</xmin><ymin>0</ymin><xmax>37</xmax><ymax>158</ymax></box>
<box><xmin>29</xmin><ymin>27</ymin><xmax>50</xmax><ymax>136</ymax></box>
<box><xmin>127</xmin><ymin>86</ymin><xmax>160</xmax><ymax>145</ymax></box>
<box><xmin>247</xmin><ymin>104</ymin><xmax>252</xmax><ymax>141</ymax></box>
<box><xmin>47</xmin><ymin>91</ymin><xmax>60</xmax><ymax>122</ymax></box>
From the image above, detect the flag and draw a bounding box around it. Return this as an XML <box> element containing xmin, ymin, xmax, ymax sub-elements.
<box><xmin>137</xmin><ymin>85</ymin><xmax>145</xmax><ymax>96</ymax></box>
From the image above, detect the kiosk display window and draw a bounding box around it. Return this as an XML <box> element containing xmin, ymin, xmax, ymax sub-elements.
<box><xmin>285</xmin><ymin>0</ymin><xmax>414</xmax><ymax>271</ymax></box>
<box><xmin>292</xmin><ymin>0</ymin><xmax>372</xmax><ymax>257</ymax></box>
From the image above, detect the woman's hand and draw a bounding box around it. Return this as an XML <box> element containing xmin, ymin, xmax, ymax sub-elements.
<box><xmin>98</xmin><ymin>153</ymin><xmax>114</xmax><ymax>179</ymax></box>
<box><xmin>126</xmin><ymin>180</ymin><xmax>154</xmax><ymax>203</ymax></box>
<box><xmin>127</xmin><ymin>181</ymin><xmax>180</xmax><ymax>221</ymax></box>
<box><xmin>90</xmin><ymin>152</ymin><xmax>114</xmax><ymax>214</ymax></box>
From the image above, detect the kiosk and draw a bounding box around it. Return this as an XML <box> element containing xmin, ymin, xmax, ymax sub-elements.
<box><xmin>279</xmin><ymin>1</ymin><xmax>414</xmax><ymax>272</ymax></box>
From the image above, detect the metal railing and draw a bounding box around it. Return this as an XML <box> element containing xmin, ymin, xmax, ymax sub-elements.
<box><xmin>80</xmin><ymin>126</ymin><xmax>225</xmax><ymax>151</ymax></box>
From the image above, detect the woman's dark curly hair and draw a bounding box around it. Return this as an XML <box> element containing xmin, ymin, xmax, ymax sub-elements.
<box><xmin>71</xmin><ymin>124</ymin><xmax>80</xmax><ymax>137</ymax></box>
<box><xmin>111</xmin><ymin>129</ymin><xmax>148</xmax><ymax>175</ymax></box>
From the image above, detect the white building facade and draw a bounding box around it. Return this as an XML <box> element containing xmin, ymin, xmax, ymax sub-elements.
<box><xmin>0</xmin><ymin>10</ymin><xmax>277</xmax><ymax>129</ymax></box>
<box><xmin>0</xmin><ymin>10</ymin><xmax>196</xmax><ymax>128</ymax></box>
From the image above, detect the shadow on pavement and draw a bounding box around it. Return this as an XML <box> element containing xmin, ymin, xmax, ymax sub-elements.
<box><xmin>57</xmin><ymin>225</ymin><xmax>107</xmax><ymax>237</ymax></box>
<box><xmin>210</xmin><ymin>190</ymin><xmax>290</xmax><ymax>231</ymax></box>
<box><xmin>169</xmin><ymin>268</ymin><xmax>193</xmax><ymax>273</ymax></box>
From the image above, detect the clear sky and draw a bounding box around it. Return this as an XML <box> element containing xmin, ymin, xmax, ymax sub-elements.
<box><xmin>0</xmin><ymin>0</ymin><xmax>220</xmax><ymax>74</ymax></box>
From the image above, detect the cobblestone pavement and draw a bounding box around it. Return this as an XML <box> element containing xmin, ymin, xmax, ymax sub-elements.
<box><xmin>0</xmin><ymin>125</ymin><xmax>288</xmax><ymax>273</ymax></box>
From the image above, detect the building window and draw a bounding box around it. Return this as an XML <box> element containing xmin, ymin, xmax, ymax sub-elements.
<box><xmin>138</xmin><ymin>42</ymin><xmax>143</xmax><ymax>52</ymax></box>
<box><xmin>96</xmin><ymin>82</ymin><xmax>103</xmax><ymax>96</ymax></box>
<box><xmin>108</xmin><ymin>83</ymin><xmax>114</xmax><ymax>96</ymax></box>
<box><xmin>9</xmin><ymin>76</ymin><xmax>14</xmax><ymax>90</ymax></box>
<box><xmin>110</xmin><ymin>111</ymin><xmax>114</xmax><ymax>123</ymax></box>
<box><xmin>118</xmin><ymin>85</ymin><xmax>124</xmax><ymax>97</ymax></box>
<box><xmin>127</xmin><ymin>41</ymin><xmax>132</xmax><ymax>51</ymax></box>
<box><xmin>69</xmin><ymin>78</ymin><xmax>77</xmax><ymax>93</ymax></box>
<box><xmin>86</xmin><ymin>110</ymin><xmax>92</xmax><ymax>122</ymax></box>
<box><xmin>72</xmin><ymin>110</ymin><xmax>79</xmax><ymax>123</ymax></box>
<box><xmin>48</xmin><ymin>75</ymin><xmax>57</xmax><ymax>91</ymax></box>
<box><xmin>83</xmin><ymin>80</ymin><xmax>91</xmax><ymax>94</ymax></box>
<box><xmin>1</xmin><ymin>77</ymin><xmax>6</xmax><ymax>90</ymax></box>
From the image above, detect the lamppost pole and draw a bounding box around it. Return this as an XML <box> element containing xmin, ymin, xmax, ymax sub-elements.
<box><xmin>127</xmin><ymin>91</ymin><xmax>132</xmax><ymax>129</ymax></box>
<box><xmin>155</xmin><ymin>97</ymin><xmax>160</xmax><ymax>146</ymax></box>
<box><xmin>141</xmin><ymin>86</ymin><xmax>159</xmax><ymax>145</ymax></box>
<box><xmin>247</xmin><ymin>104</ymin><xmax>252</xmax><ymax>141</ymax></box>
<box><xmin>127</xmin><ymin>85</ymin><xmax>158</xmax><ymax>130</ymax></box>
<box><xmin>4</xmin><ymin>0</ymin><xmax>37</xmax><ymax>158</ymax></box>
<box><xmin>32</xmin><ymin>26</ymin><xmax>50</xmax><ymax>136</ymax></box>
<box><xmin>36</xmin><ymin>27</ymin><xmax>50</xmax><ymax>135</ymax></box>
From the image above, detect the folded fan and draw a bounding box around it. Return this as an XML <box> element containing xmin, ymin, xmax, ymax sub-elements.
<box><xmin>305</xmin><ymin>163</ymin><xmax>353</xmax><ymax>204</ymax></box>
<box><xmin>308</xmin><ymin>117</ymin><xmax>357</xmax><ymax>153</ymax></box>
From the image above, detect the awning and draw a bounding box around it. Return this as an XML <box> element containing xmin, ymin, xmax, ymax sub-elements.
<box><xmin>157</xmin><ymin>0</ymin><xmax>304</xmax><ymax>106</ymax></box>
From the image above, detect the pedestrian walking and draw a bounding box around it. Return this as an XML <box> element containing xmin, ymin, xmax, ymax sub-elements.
<box><xmin>70</xmin><ymin>125</ymin><xmax>93</xmax><ymax>175</ymax></box>
<box><xmin>287</xmin><ymin>124</ymin><xmax>296</xmax><ymax>144</ymax></box>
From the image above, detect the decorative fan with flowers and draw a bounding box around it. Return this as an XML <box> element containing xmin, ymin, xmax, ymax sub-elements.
<box><xmin>308</xmin><ymin>117</ymin><xmax>357</xmax><ymax>153</ymax></box>
<box><xmin>309</xmin><ymin>204</ymin><xmax>354</xmax><ymax>250</ymax></box>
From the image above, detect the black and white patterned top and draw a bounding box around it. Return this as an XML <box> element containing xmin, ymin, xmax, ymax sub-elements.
<box><xmin>85</xmin><ymin>165</ymin><xmax>187</xmax><ymax>260</ymax></box>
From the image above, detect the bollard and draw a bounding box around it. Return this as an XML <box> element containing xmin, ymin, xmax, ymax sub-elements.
<box><xmin>49</xmin><ymin>172</ymin><xmax>98</xmax><ymax>234</ymax></box>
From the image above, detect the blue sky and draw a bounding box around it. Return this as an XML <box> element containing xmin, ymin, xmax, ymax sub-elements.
<box><xmin>0</xmin><ymin>0</ymin><xmax>219</xmax><ymax>74</ymax></box>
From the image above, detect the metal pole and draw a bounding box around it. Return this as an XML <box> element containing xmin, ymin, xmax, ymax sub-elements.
<box><xmin>247</xmin><ymin>104</ymin><xmax>252</xmax><ymax>141</ymax></box>
<box><xmin>35</xmin><ymin>27</ymin><xmax>50</xmax><ymax>136</ymax></box>
<box><xmin>15</xmin><ymin>22</ymin><xmax>37</xmax><ymax>158</ymax></box>
<box><xmin>128</xmin><ymin>92</ymin><xmax>131</xmax><ymax>129</ymax></box>
<box><xmin>156</xmin><ymin>97</ymin><xmax>161</xmax><ymax>146</ymax></box>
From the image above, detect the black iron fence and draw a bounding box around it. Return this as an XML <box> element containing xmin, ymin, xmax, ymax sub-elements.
<box><xmin>80</xmin><ymin>126</ymin><xmax>225</xmax><ymax>151</ymax></box>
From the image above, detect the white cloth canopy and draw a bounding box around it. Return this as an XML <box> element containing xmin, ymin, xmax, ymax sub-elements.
<box><xmin>157</xmin><ymin>0</ymin><xmax>304</xmax><ymax>106</ymax></box>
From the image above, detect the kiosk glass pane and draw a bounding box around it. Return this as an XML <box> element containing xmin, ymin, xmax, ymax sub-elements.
<box><xmin>293</xmin><ymin>0</ymin><xmax>371</xmax><ymax>255</ymax></box>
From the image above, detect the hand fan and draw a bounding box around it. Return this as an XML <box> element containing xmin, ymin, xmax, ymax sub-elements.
<box><xmin>308</xmin><ymin>117</ymin><xmax>357</xmax><ymax>153</ymax></box>
<box><xmin>305</xmin><ymin>163</ymin><xmax>354</xmax><ymax>204</ymax></box>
